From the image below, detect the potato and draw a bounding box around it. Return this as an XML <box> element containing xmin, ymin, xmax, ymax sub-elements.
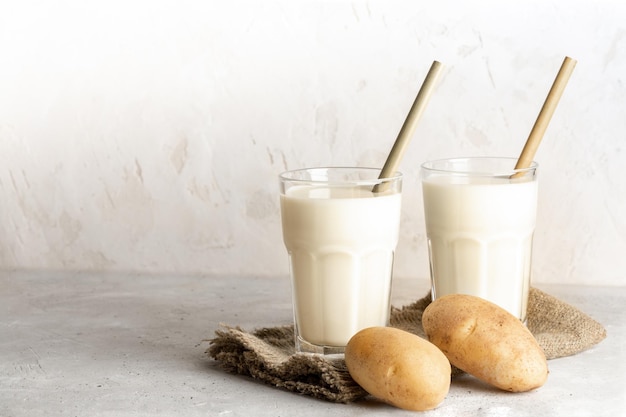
<box><xmin>422</xmin><ymin>294</ymin><xmax>548</xmax><ymax>392</ymax></box>
<box><xmin>345</xmin><ymin>326</ymin><xmax>451</xmax><ymax>411</ymax></box>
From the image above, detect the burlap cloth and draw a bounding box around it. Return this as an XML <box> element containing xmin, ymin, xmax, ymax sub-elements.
<box><xmin>207</xmin><ymin>287</ymin><xmax>606</xmax><ymax>403</ymax></box>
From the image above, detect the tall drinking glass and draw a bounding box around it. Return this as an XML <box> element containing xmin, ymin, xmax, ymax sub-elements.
<box><xmin>279</xmin><ymin>167</ymin><xmax>402</xmax><ymax>354</ymax></box>
<box><xmin>421</xmin><ymin>157</ymin><xmax>538</xmax><ymax>321</ymax></box>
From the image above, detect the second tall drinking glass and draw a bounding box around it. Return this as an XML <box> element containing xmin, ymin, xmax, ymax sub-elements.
<box><xmin>421</xmin><ymin>157</ymin><xmax>538</xmax><ymax>321</ymax></box>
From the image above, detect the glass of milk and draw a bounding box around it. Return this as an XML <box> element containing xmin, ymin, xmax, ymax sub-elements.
<box><xmin>421</xmin><ymin>157</ymin><xmax>538</xmax><ymax>322</ymax></box>
<box><xmin>279</xmin><ymin>167</ymin><xmax>403</xmax><ymax>354</ymax></box>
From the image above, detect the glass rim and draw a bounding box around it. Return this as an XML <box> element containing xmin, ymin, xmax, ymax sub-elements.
<box><xmin>421</xmin><ymin>157</ymin><xmax>538</xmax><ymax>177</ymax></box>
<box><xmin>279</xmin><ymin>166</ymin><xmax>402</xmax><ymax>186</ymax></box>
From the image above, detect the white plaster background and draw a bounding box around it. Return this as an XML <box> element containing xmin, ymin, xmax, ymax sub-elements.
<box><xmin>0</xmin><ymin>0</ymin><xmax>624</xmax><ymax>286</ymax></box>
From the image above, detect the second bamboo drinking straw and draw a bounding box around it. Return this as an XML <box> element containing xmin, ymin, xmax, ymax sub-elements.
<box><xmin>514</xmin><ymin>56</ymin><xmax>577</xmax><ymax>173</ymax></box>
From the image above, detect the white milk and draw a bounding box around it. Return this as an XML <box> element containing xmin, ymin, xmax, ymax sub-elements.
<box><xmin>281</xmin><ymin>185</ymin><xmax>401</xmax><ymax>348</ymax></box>
<box><xmin>422</xmin><ymin>176</ymin><xmax>537</xmax><ymax>320</ymax></box>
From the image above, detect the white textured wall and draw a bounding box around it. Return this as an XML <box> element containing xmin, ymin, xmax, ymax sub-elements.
<box><xmin>1</xmin><ymin>1</ymin><xmax>625</xmax><ymax>286</ymax></box>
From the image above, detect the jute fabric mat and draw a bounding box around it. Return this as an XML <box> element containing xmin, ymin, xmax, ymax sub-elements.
<box><xmin>207</xmin><ymin>287</ymin><xmax>606</xmax><ymax>403</ymax></box>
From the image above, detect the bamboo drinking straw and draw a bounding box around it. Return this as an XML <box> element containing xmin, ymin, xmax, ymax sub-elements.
<box><xmin>513</xmin><ymin>56</ymin><xmax>577</xmax><ymax>175</ymax></box>
<box><xmin>373</xmin><ymin>60</ymin><xmax>444</xmax><ymax>193</ymax></box>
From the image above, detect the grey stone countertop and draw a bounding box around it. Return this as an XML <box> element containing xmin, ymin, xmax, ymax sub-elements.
<box><xmin>1</xmin><ymin>271</ymin><xmax>624</xmax><ymax>416</ymax></box>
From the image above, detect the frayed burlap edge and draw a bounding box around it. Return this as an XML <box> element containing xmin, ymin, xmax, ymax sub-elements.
<box><xmin>207</xmin><ymin>287</ymin><xmax>606</xmax><ymax>403</ymax></box>
<box><xmin>208</xmin><ymin>325</ymin><xmax>367</xmax><ymax>402</ymax></box>
<box><xmin>527</xmin><ymin>288</ymin><xmax>607</xmax><ymax>359</ymax></box>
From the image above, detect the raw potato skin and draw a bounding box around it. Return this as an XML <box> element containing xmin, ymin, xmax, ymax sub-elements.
<box><xmin>345</xmin><ymin>326</ymin><xmax>451</xmax><ymax>411</ymax></box>
<box><xmin>422</xmin><ymin>294</ymin><xmax>548</xmax><ymax>392</ymax></box>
